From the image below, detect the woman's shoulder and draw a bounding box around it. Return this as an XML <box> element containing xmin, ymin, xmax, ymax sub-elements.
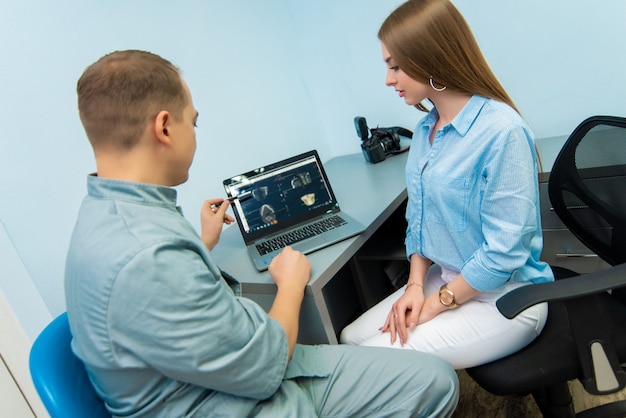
<box><xmin>481</xmin><ymin>97</ymin><xmax>523</xmax><ymax>121</ymax></box>
<box><xmin>480</xmin><ymin>97</ymin><xmax>533</xmax><ymax>136</ymax></box>
<box><xmin>481</xmin><ymin>97</ymin><xmax>520</xmax><ymax>119</ymax></box>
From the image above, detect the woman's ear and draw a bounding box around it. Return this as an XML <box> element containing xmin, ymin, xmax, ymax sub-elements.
<box><xmin>154</xmin><ymin>110</ymin><xmax>172</xmax><ymax>145</ymax></box>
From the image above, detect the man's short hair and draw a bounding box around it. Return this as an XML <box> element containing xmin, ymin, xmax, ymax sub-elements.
<box><xmin>77</xmin><ymin>50</ymin><xmax>187</xmax><ymax>151</ymax></box>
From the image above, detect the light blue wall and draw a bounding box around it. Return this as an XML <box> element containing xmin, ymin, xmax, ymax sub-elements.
<box><xmin>455</xmin><ymin>1</ymin><xmax>626</xmax><ymax>138</ymax></box>
<box><xmin>1</xmin><ymin>0</ymin><xmax>625</xmax><ymax>337</ymax></box>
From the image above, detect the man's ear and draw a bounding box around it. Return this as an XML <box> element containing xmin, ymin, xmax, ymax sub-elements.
<box><xmin>154</xmin><ymin>110</ymin><xmax>172</xmax><ymax>145</ymax></box>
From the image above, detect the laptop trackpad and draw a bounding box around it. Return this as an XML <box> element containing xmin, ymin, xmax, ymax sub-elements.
<box><xmin>292</xmin><ymin>236</ymin><xmax>327</xmax><ymax>254</ymax></box>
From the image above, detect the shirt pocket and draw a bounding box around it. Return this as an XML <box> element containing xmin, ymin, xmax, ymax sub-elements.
<box><xmin>423</xmin><ymin>175</ymin><xmax>471</xmax><ymax>232</ymax></box>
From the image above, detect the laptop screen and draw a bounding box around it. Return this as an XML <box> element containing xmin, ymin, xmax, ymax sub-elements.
<box><xmin>223</xmin><ymin>150</ymin><xmax>339</xmax><ymax>243</ymax></box>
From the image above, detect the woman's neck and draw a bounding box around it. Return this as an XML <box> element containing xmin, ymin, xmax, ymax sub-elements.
<box><xmin>431</xmin><ymin>90</ymin><xmax>472</xmax><ymax>127</ymax></box>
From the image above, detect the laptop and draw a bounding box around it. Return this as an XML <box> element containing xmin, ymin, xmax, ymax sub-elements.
<box><xmin>223</xmin><ymin>150</ymin><xmax>366</xmax><ymax>271</ymax></box>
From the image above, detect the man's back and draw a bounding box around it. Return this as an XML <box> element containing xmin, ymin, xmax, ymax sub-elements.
<box><xmin>65</xmin><ymin>176</ymin><xmax>289</xmax><ymax>417</ymax></box>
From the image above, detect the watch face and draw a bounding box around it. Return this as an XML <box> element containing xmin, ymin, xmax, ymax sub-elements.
<box><xmin>439</xmin><ymin>286</ymin><xmax>456</xmax><ymax>307</ymax></box>
<box><xmin>440</xmin><ymin>291</ymin><xmax>454</xmax><ymax>305</ymax></box>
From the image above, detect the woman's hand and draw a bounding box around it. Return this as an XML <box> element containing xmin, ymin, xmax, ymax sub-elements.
<box><xmin>380</xmin><ymin>285</ymin><xmax>425</xmax><ymax>346</ymax></box>
<box><xmin>200</xmin><ymin>199</ymin><xmax>235</xmax><ymax>251</ymax></box>
<box><xmin>416</xmin><ymin>292</ymin><xmax>446</xmax><ymax>325</ymax></box>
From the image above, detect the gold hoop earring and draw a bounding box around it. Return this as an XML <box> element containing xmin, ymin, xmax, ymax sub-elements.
<box><xmin>429</xmin><ymin>77</ymin><xmax>447</xmax><ymax>92</ymax></box>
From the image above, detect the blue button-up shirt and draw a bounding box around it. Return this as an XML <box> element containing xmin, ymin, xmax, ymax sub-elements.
<box><xmin>405</xmin><ymin>95</ymin><xmax>553</xmax><ymax>291</ymax></box>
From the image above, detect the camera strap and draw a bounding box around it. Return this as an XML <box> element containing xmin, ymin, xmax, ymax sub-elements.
<box><xmin>372</xmin><ymin>126</ymin><xmax>413</xmax><ymax>139</ymax></box>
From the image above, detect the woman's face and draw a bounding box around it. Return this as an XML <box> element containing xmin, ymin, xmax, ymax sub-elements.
<box><xmin>381</xmin><ymin>43</ymin><xmax>429</xmax><ymax>106</ymax></box>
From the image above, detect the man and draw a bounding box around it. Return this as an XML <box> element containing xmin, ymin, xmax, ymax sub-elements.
<box><xmin>65</xmin><ymin>49</ymin><xmax>459</xmax><ymax>417</ymax></box>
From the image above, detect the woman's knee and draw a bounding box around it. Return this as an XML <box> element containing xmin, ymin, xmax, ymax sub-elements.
<box><xmin>339</xmin><ymin>323</ymin><xmax>359</xmax><ymax>344</ymax></box>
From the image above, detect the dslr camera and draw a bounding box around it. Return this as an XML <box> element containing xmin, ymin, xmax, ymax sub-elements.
<box><xmin>355</xmin><ymin>116</ymin><xmax>412</xmax><ymax>164</ymax></box>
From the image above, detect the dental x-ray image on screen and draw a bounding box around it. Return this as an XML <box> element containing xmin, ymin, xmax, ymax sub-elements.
<box><xmin>223</xmin><ymin>150</ymin><xmax>365</xmax><ymax>271</ymax></box>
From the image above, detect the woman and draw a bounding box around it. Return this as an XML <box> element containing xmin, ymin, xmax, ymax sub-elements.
<box><xmin>340</xmin><ymin>0</ymin><xmax>554</xmax><ymax>369</ymax></box>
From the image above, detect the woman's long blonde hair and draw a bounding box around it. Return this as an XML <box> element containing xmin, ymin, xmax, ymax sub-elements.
<box><xmin>378</xmin><ymin>0</ymin><xmax>518</xmax><ymax>114</ymax></box>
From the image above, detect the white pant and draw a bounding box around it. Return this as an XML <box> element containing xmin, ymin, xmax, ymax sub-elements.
<box><xmin>340</xmin><ymin>265</ymin><xmax>548</xmax><ymax>370</ymax></box>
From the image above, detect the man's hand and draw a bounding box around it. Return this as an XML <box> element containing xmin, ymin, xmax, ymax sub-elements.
<box><xmin>267</xmin><ymin>247</ymin><xmax>311</xmax><ymax>360</ymax></box>
<box><xmin>200</xmin><ymin>199</ymin><xmax>235</xmax><ymax>250</ymax></box>
<box><xmin>269</xmin><ymin>246</ymin><xmax>311</xmax><ymax>292</ymax></box>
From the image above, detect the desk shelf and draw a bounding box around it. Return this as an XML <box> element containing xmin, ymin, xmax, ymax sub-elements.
<box><xmin>350</xmin><ymin>201</ymin><xmax>408</xmax><ymax>309</ymax></box>
<box><xmin>355</xmin><ymin>237</ymin><xmax>406</xmax><ymax>261</ymax></box>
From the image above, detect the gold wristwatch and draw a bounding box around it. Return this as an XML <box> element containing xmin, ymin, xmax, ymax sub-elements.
<box><xmin>439</xmin><ymin>284</ymin><xmax>459</xmax><ymax>309</ymax></box>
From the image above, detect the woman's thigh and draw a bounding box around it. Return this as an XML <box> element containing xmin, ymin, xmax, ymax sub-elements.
<box><xmin>360</xmin><ymin>296</ymin><xmax>547</xmax><ymax>369</ymax></box>
<box><xmin>341</xmin><ymin>264</ymin><xmax>548</xmax><ymax>369</ymax></box>
<box><xmin>339</xmin><ymin>266</ymin><xmax>443</xmax><ymax>345</ymax></box>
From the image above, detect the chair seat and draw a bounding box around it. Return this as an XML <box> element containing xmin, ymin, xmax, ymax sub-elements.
<box><xmin>467</xmin><ymin>292</ymin><xmax>626</xmax><ymax>396</ymax></box>
<box><xmin>29</xmin><ymin>312</ymin><xmax>110</xmax><ymax>418</ymax></box>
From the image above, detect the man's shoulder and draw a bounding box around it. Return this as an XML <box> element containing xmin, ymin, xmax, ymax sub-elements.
<box><xmin>65</xmin><ymin>195</ymin><xmax>197</xmax><ymax>306</ymax></box>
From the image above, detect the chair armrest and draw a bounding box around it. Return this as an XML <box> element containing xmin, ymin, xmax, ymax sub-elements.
<box><xmin>496</xmin><ymin>263</ymin><xmax>626</xmax><ymax>319</ymax></box>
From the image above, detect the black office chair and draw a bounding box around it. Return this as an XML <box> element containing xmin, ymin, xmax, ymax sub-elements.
<box><xmin>466</xmin><ymin>116</ymin><xmax>626</xmax><ymax>417</ymax></box>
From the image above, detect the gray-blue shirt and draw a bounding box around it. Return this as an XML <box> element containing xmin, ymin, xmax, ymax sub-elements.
<box><xmin>65</xmin><ymin>176</ymin><xmax>332</xmax><ymax>417</ymax></box>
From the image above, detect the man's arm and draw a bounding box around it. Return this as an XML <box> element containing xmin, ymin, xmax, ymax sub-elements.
<box><xmin>267</xmin><ymin>246</ymin><xmax>311</xmax><ymax>360</ymax></box>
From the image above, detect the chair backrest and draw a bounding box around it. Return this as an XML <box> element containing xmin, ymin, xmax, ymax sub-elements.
<box><xmin>548</xmin><ymin>116</ymin><xmax>626</xmax><ymax>266</ymax></box>
<box><xmin>29</xmin><ymin>312</ymin><xmax>110</xmax><ymax>418</ymax></box>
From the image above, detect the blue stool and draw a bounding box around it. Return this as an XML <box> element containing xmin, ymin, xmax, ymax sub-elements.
<box><xmin>29</xmin><ymin>312</ymin><xmax>110</xmax><ymax>418</ymax></box>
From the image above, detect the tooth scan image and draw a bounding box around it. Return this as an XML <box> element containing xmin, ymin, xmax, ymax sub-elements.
<box><xmin>291</xmin><ymin>172</ymin><xmax>312</xmax><ymax>189</ymax></box>
<box><xmin>252</xmin><ymin>186</ymin><xmax>269</xmax><ymax>201</ymax></box>
<box><xmin>260</xmin><ymin>204</ymin><xmax>276</xmax><ymax>224</ymax></box>
<box><xmin>300</xmin><ymin>193</ymin><xmax>316</xmax><ymax>206</ymax></box>
<box><xmin>225</xmin><ymin>158</ymin><xmax>333</xmax><ymax>233</ymax></box>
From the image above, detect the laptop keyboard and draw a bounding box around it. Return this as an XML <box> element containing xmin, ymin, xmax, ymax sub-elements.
<box><xmin>256</xmin><ymin>215</ymin><xmax>347</xmax><ymax>255</ymax></box>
